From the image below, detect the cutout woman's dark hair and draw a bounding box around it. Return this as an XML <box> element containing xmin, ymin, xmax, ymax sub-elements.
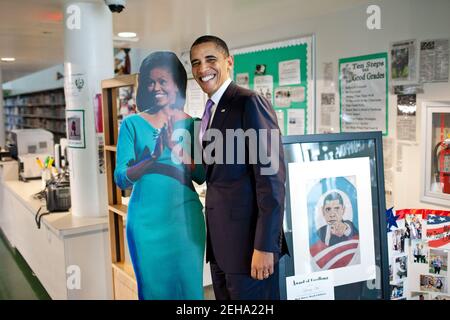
<box><xmin>136</xmin><ymin>51</ymin><xmax>187</xmax><ymax>113</ymax></box>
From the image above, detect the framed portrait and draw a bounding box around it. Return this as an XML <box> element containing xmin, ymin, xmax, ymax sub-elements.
<box><xmin>280</xmin><ymin>131</ymin><xmax>389</xmax><ymax>300</ymax></box>
<box><xmin>66</xmin><ymin>109</ymin><xmax>86</xmax><ymax>149</ymax></box>
<box><xmin>420</xmin><ymin>101</ymin><xmax>450</xmax><ymax>207</ymax></box>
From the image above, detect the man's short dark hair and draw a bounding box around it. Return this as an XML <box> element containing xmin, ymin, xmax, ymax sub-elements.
<box><xmin>190</xmin><ymin>35</ymin><xmax>230</xmax><ymax>57</ymax></box>
<box><xmin>323</xmin><ymin>192</ymin><xmax>344</xmax><ymax>206</ymax></box>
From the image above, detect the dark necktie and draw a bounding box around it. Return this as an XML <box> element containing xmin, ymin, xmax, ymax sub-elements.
<box><xmin>199</xmin><ymin>99</ymin><xmax>214</xmax><ymax>145</ymax></box>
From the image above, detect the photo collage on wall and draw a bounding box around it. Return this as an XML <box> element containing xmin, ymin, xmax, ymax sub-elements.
<box><xmin>388</xmin><ymin>210</ymin><xmax>450</xmax><ymax>300</ymax></box>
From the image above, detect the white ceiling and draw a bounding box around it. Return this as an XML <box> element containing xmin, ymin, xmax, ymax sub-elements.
<box><xmin>0</xmin><ymin>0</ymin><xmax>372</xmax><ymax>83</ymax></box>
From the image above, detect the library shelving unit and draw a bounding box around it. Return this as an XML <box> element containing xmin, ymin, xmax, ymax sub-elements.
<box><xmin>101</xmin><ymin>74</ymin><xmax>138</xmax><ymax>300</ymax></box>
<box><xmin>3</xmin><ymin>88</ymin><xmax>67</xmax><ymax>142</ymax></box>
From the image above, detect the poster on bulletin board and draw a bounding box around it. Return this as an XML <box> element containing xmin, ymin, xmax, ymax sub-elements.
<box><xmin>232</xmin><ymin>36</ymin><xmax>315</xmax><ymax>135</ymax></box>
<box><xmin>339</xmin><ymin>53</ymin><xmax>388</xmax><ymax>135</ymax></box>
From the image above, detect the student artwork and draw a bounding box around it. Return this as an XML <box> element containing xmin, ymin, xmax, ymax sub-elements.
<box><xmin>288</xmin><ymin>157</ymin><xmax>376</xmax><ymax>287</ymax></box>
<box><xmin>307</xmin><ymin>177</ymin><xmax>360</xmax><ymax>271</ymax></box>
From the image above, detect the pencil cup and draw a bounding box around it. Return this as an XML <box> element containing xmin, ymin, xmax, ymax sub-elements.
<box><xmin>41</xmin><ymin>168</ymin><xmax>52</xmax><ymax>189</ymax></box>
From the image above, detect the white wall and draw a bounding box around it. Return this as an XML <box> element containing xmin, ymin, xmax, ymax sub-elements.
<box><xmin>2</xmin><ymin>64</ymin><xmax>64</xmax><ymax>95</ymax></box>
<box><xmin>212</xmin><ymin>0</ymin><xmax>450</xmax><ymax>211</ymax></box>
<box><xmin>3</xmin><ymin>0</ymin><xmax>450</xmax><ymax>212</ymax></box>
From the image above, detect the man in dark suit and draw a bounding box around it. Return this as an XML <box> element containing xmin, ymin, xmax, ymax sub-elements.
<box><xmin>190</xmin><ymin>35</ymin><xmax>287</xmax><ymax>300</ymax></box>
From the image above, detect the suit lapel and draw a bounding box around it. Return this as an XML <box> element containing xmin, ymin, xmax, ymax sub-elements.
<box><xmin>205</xmin><ymin>82</ymin><xmax>237</xmax><ymax>179</ymax></box>
<box><xmin>209</xmin><ymin>82</ymin><xmax>237</xmax><ymax>131</ymax></box>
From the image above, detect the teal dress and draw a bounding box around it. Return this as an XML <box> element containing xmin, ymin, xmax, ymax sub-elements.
<box><xmin>114</xmin><ymin>114</ymin><xmax>206</xmax><ymax>300</ymax></box>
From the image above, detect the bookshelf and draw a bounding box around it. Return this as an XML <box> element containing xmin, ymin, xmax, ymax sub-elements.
<box><xmin>3</xmin><ymin>88</ymin><xmax>67</xmax><ymax>142</ymax></box>
<box><xmin>101</xmin><ymin>74</ymin><xmax>138</xmax><ymax>300</ymax></box>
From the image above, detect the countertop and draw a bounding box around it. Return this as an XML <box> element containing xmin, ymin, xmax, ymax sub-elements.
<box><xmin>3</xmin><ymin>180</ymin><xmax>108</xmax><ymax>238</ymax></box>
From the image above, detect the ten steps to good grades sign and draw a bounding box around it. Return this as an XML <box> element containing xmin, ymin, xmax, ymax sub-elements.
<box><xmin>339</xmin><ymin>53</ymin><xmax>388</xmax><ymax>135</ymax></box>
<box><xmin>232</xmin><ymin>36</ymin><xmax>315</xmax><ymax>135</ymax></box>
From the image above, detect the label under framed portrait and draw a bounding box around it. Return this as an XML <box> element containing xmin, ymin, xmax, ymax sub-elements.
<box><xmin>280</xmin><ymin>131</ymin><xmax>389</xmax><ymax>300</ymax></box>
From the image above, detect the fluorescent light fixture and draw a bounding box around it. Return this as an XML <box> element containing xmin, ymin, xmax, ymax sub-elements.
<box><xmin>118</xmin><ymin>32</ymin><xmax>137</xmax><ymax>38</ymax></box>
<box><xmin>1</xmin><ymin>57</ymin><xmax>15</xmax><ymax>62</ymax></box>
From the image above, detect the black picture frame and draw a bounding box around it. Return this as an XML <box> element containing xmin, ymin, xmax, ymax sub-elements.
<box><xmin>279</xmin><ymin>131</ymin><xmax>389</xmax><ymax>300</ymax></box>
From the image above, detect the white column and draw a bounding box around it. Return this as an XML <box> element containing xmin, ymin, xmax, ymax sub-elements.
<box><xmin>64</xmin><ymin>2</ymin><xmax>114</xmax><ymax>217</ymax></box>
<box><xmin>0</xmin><ymin>68</ymin><xmax>5</xmax><ymax>148</ymax></box>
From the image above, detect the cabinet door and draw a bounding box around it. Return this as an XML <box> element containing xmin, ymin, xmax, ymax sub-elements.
<box><xmin>0</xmin><ymin>182</ymin><xmax>16</xmax><ymax>247</ymax></box>
<box><xmin>7</xmin><ymin>190</ymin><xmax>67</xmax><ymax>299</ymax></box>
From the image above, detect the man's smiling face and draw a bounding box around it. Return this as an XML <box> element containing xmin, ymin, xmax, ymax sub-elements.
<box><xmin>190</xmin><ymin>42</ymin><xmax>233</xmax><ymax>97</ymax></box>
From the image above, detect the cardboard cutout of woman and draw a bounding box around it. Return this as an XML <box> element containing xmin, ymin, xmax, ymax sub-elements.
<box><xmin>114</xmin><ymin>51</ymin><xmax>205</xmax><ymax>299</ymax></box>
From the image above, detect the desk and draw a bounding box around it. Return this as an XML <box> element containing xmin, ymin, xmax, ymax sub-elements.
<box><xmin>0</xmin><ymin>160</ymin><xmax>112</xmax><ymax>299</ymax></box>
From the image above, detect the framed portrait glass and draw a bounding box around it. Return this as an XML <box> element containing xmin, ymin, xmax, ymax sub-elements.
<box><xmin>280</xmin><ymin>131</ymin><xmax>389</xmax><ymax>300</ymax></box>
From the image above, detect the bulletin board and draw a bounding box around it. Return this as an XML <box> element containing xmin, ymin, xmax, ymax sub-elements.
<box><xmin>232</xmin><ymin>36</ymin><xmax>315</xmax><ymax>135</ymax></box>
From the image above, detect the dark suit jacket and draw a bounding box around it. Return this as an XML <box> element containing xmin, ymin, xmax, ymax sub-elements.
<box><xmin>203</xmin><ymin>82</ymin><xmax>288</xmax><ymax>274</ymax></box>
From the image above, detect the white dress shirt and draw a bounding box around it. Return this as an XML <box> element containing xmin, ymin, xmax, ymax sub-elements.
<box><xmin>208</xmin><ymin>78</ymin><xmax>232</xmax><ymax>127</ymax></box>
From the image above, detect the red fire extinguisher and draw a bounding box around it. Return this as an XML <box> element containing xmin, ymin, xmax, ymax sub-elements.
<box><xmin>434</xmin><ymin>139</ymin><xmax>450</xmax><ymax>194</ymax></box>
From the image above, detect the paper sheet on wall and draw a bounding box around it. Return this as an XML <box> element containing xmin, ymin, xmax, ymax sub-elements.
<box><xmin>254</xmin><ymin>75</ymin><xmax>274</xmax><ymax>104</ymax></box>
<box><xmin>275</xmin><ymin>86</ymin><xmax>305</xmax><ymax>108</ymax></box>
<box><xmin>323</xmin><ymin>62</ymin><xmax>334</xmax><ymax>89</ymax></box>
<box><xmin>275</xmin><ymin>87</ymin><xmax>291</xmax><ymax>107</ymax></box>
<box><xmin>393</xmin><ymin>84</ymin><xmax>424</xmax><ymax>95</ymax></box>
<box><xmin>236</xmin><ymin>73</ymin><xmax>250</xmax><ymax>89</ymax></box>
<box><xmin>382</xmin><ymin>137</ymin><xmax>394</xmax><ymax>170</ymax></box>
<box><xmin>419</xmin><ymin>39</ymin><xmax>449</xmax><ymax>83</ymax></box>
<box><xmin>384</xmin><ymin>169</ymin><xmax>394</xmax><ymax>209</ymax></box>
<box><xmin>186</xmin><ymin>79</ymin><xmax>206</xmax><ymax>118</ymax></box>
<box><xmin>396</xmin><ymin>94</ymin><xmax>417</xmax><ymax>142</ymax></box>
<box><xmin>279</xmin><ymin>59</ymin><xmax>301</xmax><ymax>86</ymax></box>
<box><xmin>64</xmin><ymin>64</ymin><xmax>88</xmax><ymax>108</ymax></box>
<box><xmin>276</xmin><ymin>110</ymin><xmax>285</xmax><ymax>135</ymax></box>
<box><xmin>287</xmin><ymin>109</ymin><xmax>305</xmax><ymax>135</ymax></box>
<box><xmin>320</xmin><ymin>93</ymin><xmax>336</xmax><ymax>128</ymax></box>
<box><xmin>286</xmin><ymin>271</ymin><xmax>335</xmax><ymax>300</ymax></box>
<box><xmin>396</xmin><ymin>143</ymin><xmax>404</xmax><ymax>173</ymax></box>
<box><xmin>391</xmin><ymin>40</ymin><xmax>417</xmax><ymax>83</ymax></box>
<box><xmin>339</xmin><ymin>53</ymin><xmax>388</xmax><ymax>134</ymax></box>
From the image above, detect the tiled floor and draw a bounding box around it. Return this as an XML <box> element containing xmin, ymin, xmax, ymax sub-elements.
<box><xmin>0</xmin><ymin>232</ymin><xmax>50</xmax><ymax>300</ymax></box>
